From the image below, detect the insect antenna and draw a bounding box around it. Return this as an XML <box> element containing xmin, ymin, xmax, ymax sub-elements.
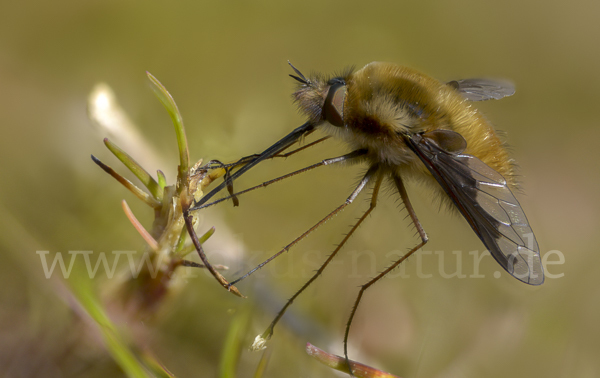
<box><xmin>288</xmin><ymin>60</ymin><xmax>309</xmax><ymax>85</ymax></box>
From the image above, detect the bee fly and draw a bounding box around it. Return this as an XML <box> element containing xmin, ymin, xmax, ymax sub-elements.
<box><xmin>185</xmin><ymin>61</ymin><xmax>544</xmax><ymax>367</ymax></box>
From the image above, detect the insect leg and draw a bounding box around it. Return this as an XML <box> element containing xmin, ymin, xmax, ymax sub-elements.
<box><xmin>197</xmin><ymin>149</ymin><xmax>366</xmax><ymax>210</ymax></box>
<box><xmin>182</xmin><ymin>149</ymin><xmax>366</xmax><ymax>297</ymax></box>
<box><xmin>183</xmin><ymin>211</ymin><xmax>245</xmax><ymax>297</ymax></box>
<box><xmin>260</xmin><ymin>168</ymin><xmax>384</xmax><ymax>342</ymax></box>
<box><xmin>202</xmin><ymin>135</ymin><xmax>331</xmax><ymax>208</ymax></box>
<box><xmin>227</xmin><ymin>154</ymin><xmax>373</xmax><ymax>288</ymax></box>
<box><xmin>343</xmin><ymin>174</ymin><xmax>428</xmax><ymax>375</ymax></box>
<box><xmin>192</xmin><ymin>121</ymin><xmax>314</xmax><ymax>209</ymax></box>
<box><xmin>182</xmin><ymin>124</ymin><xmax>316</xmax><ymax>292</ymax></box>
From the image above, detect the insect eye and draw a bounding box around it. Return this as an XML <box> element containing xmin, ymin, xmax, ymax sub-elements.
<box><xmin>322</xmin><ymin>82</ymin><xmax>346</xmax><ymax>127</ymax></box>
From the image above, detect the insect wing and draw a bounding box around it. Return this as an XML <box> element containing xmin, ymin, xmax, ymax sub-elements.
<box><xmin>408</xmin><ymin>133</ymin><xmax>544</xmax><ymax>285</ymax></box>
<box><xmin>448</xmin><ymin>78</ymin><xmax>515</xmax><ymax>101</ymax></box>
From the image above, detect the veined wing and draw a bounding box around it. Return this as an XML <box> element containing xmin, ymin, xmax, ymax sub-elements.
<box><xmin>447</xmin><ymin>78</ymin><xmax>515</xmax><ymax>101</ymax></box>
<box><xmin>406</xmin><ymin>131</ymin><xmax>544</xmax><ymax>285</ymax></box>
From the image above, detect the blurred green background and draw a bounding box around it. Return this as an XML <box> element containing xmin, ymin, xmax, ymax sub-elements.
<box><xmin>1</xmin><ymin>0</ymin><xmax>598</xmax><ymax>377</ymax></box>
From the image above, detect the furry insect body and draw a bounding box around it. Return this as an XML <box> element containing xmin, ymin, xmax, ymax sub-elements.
<box><xmin>187</xmin><ymin>61</ymin><xmax>542</xmax><ymax>377</ymax></box>
<box><xmin>193</xmin><ymin>61</ymin><xmax>541</xmax><ymax>286</ymax></box>
<box><xmin>293</xmin><ymin>62</ymin><xmax>514</xmax><ymax>197</ymax></box>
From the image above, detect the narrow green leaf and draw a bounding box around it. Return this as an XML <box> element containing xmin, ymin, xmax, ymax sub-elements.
<box><xmin>174</xmin><ymin>226</ymin><xmax>187</xmax><ymax>253</ymax></box>
<box><xmin>157</xmin><ymin>170</ymin><xmax>167</xmax><ymax>190</ymax></box>
<box><xmin>103</xmin><ymin>138</ymin><xmax>163</xmax><ymax>201</ymax></box>
<box><xmin>253</xmin><ymin>349</ymin><xmax>272</xmax><ymax>378</ymax></box>
<box><xmin>68</xmin><ymin>276</ymin><xmax>150</xmax><ymax>378</ymax></box>
<box><xmin>198</xmin><ymin>226</ymin><xmax>216</xmax><ymax>244</ymax></box>
<box><xmin>219</xmin><ymin>308</ymin><xmax>251</xmax><ymax>378</ymax></box>
<box><xmin>146</xmin><ymin>72</ymin><xmax>189</xmax><ymax>178</ymax></box>
<box><xmin>92</xmin><ymin>155</ymin><xmax>161</xmax><ymax>208</ymax></box>
<box><xmin>140</xmin><ymin>350</ymin><xmax>176</xmax><ymax>378</ymax></box>
<box><xmin>178</xmin><ymin>227</ymin><xmax>215</xmax><ymax>257</ymax></box>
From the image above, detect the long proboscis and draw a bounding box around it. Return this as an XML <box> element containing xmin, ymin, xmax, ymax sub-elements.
<box><xmin>189</xmin><ymin>121</ymin><xmax>315</xmax><ymax>211</ymax></box>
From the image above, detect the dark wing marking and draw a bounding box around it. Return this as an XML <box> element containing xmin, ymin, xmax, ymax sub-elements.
<box><xmin>447</xmin><ymin>78</ymin><xmax>515</xmax><ymax>101</ymax></box>
<box><xmin>406</xmin><ymin>132</ymin><xmax>544</xmax><ymax>285</ymax></box>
